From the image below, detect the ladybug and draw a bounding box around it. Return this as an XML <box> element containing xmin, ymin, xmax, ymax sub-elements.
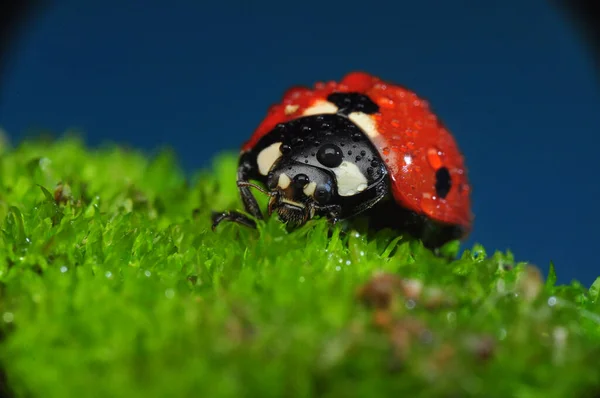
<box><xmin>212</xmin><ymin>72</ymin><xmax>472</xmax><ymax>248</ymax></box>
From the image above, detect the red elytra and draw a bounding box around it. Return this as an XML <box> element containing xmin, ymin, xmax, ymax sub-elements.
<box><xmin>241</xmin><ymin>71</ymin><xmax>472</xmax><ymax>234</ymax></box>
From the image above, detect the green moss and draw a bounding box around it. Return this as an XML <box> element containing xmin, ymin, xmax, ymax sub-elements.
<box><xmin>0</xmin><ymin>135</ymin><xmax>599</xmax><ymax>397</ymax></box>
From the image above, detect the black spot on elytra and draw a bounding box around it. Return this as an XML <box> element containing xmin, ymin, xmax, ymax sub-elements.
<box><xmin>435</xmin><ymin>167</ymin><xmax>452</xmax><ymax>199</ymax></box>
<box><xmin>327</xmin><ymin>92</ymin><xmax>380</xmax><ymax>116</ymax></box>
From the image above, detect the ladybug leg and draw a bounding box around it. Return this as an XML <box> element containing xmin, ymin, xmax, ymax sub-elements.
<box><xmin>316</xmin><ymin>204</ymin><xmax>342</xmax><ymax>224</ymax></box>
<box><xmin>211</xmin><ymin>153</ymin><xmax>265</xmax><ymax>231</ymax></box>
<box><xmin>237</xmin><ymin>154</ymin><xmax>264</xmax><ymax>220</ymax></box>
<box><xmin>211</xmin><ymin>210</ymin><xmax>256</xmax><ymax>231</ymax></box>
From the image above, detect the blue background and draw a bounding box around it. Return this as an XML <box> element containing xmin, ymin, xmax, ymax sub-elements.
<box><xmin>1</xmin><ymin>1</ymin><xmax>599</xmax><ymax>285</ymax></box>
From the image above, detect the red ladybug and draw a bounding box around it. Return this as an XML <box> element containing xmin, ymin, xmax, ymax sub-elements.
<box><xmin>212</xmin><ymin>72</ymin><xmax>472</xmax><ymax>247</ymax></box>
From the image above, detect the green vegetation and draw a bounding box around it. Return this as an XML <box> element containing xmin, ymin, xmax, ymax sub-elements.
<box><xmin>1</xmin><ymin>135</ymin><xmax>599</xmax><ymax>397</ymax></box>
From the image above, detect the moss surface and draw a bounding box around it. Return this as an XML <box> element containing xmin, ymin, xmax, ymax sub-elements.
<box><xmin>1</xmin><ymin>136</ymin><xmax>599</xmax><ymax>397</ymax></box>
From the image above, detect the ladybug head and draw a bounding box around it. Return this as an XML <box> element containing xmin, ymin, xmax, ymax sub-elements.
<box><xmin>265</xmin><ymin>159</ymin><xmax>338</xmax><ymax>226</ymax></box>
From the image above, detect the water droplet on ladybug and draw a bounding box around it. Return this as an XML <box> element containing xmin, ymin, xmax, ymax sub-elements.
<box><xmin>420</xmin><ymin>193</ymin><xmax>441</xmax><ymax>217</ymax></box>
<box><xmin>317</xmin><ymin>143</ymin><xmax>343</xmax><ymax>168</ymax></box>
<box><xmin>382</xmin><ymin>147</ymin><xmax>390</xmax><ymax>155</ymax></box>
<box><xmin>427</xmin><ymin>147</ymin><xmax>444</xmax><ymax>170</ymax></box>
<box><xmin>293</xmin><ymin>174</ymin><xmax>309</xmax><ymax>187</ymax></box>
<box><xmin>292</xmin><ymin>137</ymin><xmax>304</xmax><ymax>147</ymax></box>
<box><xmin>281</xmin><ymin>144</ymin><xmax>291</xmax><ymax>154</ymax></box>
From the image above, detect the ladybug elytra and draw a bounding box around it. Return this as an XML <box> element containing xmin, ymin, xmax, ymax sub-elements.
<box><xmin>212</xmin><ymin>72</ymin><xmax>473</xmax><ymax>248</ymax></box>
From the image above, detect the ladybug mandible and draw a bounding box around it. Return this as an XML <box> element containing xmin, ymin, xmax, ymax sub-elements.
<box><xmin>212</xmin><ymin>72</ymin><xmax>473</xmax><ymax>247</ymax></box>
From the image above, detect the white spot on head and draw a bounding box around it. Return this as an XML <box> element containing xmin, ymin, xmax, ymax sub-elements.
<box><xmin>285</xmin><ymin>104</ymin><xmax>299</xmax><ymax>115</ymax></box>
<box><xmin>278</xmin><ymin>173</ymin><xmax>291</xmax><ymax>189</ymax></box>
<box><xmin>302</xmin><ymin>100</ymin><xmax>338</xmax><ymax>116</ymax></box>
<box><xmin>303</xmin><ymin>181</ymin><xmax>317</xmax><ymax>197</ymax></box>
<box><xmin>349</xmin><ymin>112</ymin><xmax>380</xmax><ymax>139</ymax></box>
<box><xmin>257</xmin><ymin>142</ymin><xmax>282</xmax><ymax>175</ymax></box>
<box><xmin>281</xmin><ymin>198</ymin><xmax>305</xmax><ymax>208</ymax></box>
<box><xmin>331</xmin><ymin>161</ymin><xmax>368</xmax><ymax>196</ymax></box>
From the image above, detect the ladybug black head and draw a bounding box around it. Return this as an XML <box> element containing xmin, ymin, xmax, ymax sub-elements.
<box><xmin>246</xmin><ymin>113</ymin><xmax>390</xmax><ymax>226</ymax></box>
<box><xmin>265</xmin><ymin>158</ymin><xmax>338</xmax><ymax>226</ymax></box>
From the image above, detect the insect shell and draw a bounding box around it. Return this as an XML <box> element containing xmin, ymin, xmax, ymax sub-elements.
<box><xmin>212</xmin><ymin>72</ymin><xmax>473</xmax><ymax>248</ymax></box>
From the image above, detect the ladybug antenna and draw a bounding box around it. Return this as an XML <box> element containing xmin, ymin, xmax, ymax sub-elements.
<box><xmin>237</xmin><ymin>181</ymin><xmax>275</xmax><ymax>197</ymax></box>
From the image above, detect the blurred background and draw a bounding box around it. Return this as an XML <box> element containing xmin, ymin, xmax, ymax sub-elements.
<box><xmin>0</xmin><ymin>1</ymin><xmax>598</xmax><ymax>286</ymax></box>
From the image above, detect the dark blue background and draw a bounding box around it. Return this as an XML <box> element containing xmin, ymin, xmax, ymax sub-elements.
<box><xmin>2</xmin><ymin>1</ymin><xmax>599</xmax><ymax>285</ymax></box>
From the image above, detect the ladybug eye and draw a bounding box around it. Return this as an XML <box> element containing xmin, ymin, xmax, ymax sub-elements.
<box><xmin>317</xmin><ymin>144</ymin><xmax>343</xmax><ymax>168</ymax></box>
<box><xmin>314</xmin><ymin>183</ymin><xmax>333</xmax><ymax>204</ymax></box>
